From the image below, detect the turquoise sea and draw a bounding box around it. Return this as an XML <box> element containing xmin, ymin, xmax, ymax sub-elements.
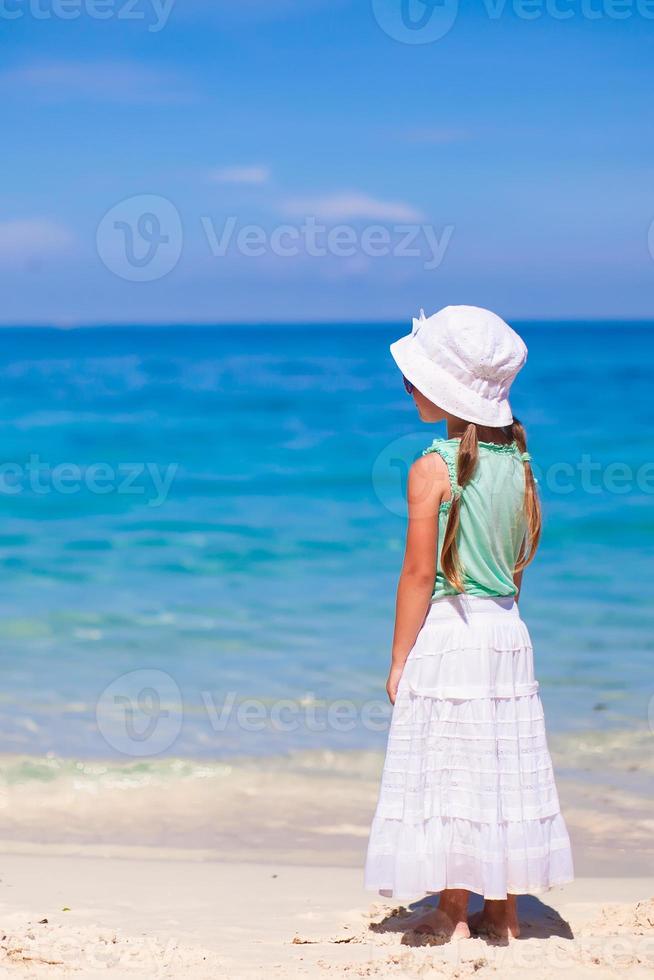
<box><xmin>0</xmin><ymin>323</ymin><xmax>651</xmax><ymax>765</ymax></box>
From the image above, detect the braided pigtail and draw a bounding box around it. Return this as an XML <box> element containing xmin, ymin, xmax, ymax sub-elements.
<box><xmin>511</xmin><ymin>417</ymin><xmax>542</xmax><ymax>571</ymax></box>
<box><xmin>441</xmin><ymin>422</ymin><xmax>479</xmax><ymax>592</ymax></box>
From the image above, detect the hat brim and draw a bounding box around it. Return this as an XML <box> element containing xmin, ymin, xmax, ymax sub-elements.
<box><xmin>390</xmin><ymin>333</ymin><xmax>514</xmax><ymax>427</ymax></box>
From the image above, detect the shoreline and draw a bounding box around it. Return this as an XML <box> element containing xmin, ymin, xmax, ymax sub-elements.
<box><xmin>0</xmin><ymin>738</ymin><xmax>651</xmax><ymax>880</ymax></box>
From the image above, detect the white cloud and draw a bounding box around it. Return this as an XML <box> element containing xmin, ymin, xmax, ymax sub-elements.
<box><xmin>0</xmin><ymin>219</ymin><xmax>74</xmax><ymax>263</ymax></box>
<box><xmin>1</xmin><ymin>61</ymin><xmax>192</xmax><ymax>104</ymax></box>
<box><xmin>209</xmin><ymin>165</ymin><xmax>271</xmax><ymax>185</ymax></box>
<box><xmin>281</xmin><ymin>192</ymin><xmax>424</xmax><ymax>223</ymax></box>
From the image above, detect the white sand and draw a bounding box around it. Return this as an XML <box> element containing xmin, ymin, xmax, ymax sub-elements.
<box><xmin>0</xmin><ymin>852</ymin><xmax>652</xmax><ymax>978</ymax></box>
<box><xmin>0</xmin><ymin>741</ymin><xmax>651</xmax><ymax>976</ymax></box>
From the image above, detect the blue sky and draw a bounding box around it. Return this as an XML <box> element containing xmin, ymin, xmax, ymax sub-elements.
<box><xmin>1</xmin><ymin>0</ymin><xmax>653</xmax><ymax>323</ymax></box>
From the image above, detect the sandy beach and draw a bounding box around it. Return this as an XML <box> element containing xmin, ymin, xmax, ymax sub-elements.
<box><xmin>0</xmin><ymin>854</ymin><xmax>652</xmax><ymax>979</ymax></box>
<box><xmin>0</xmin><ymin>738</ymin><xmax>652</xmax><ymax>978</ymax></box>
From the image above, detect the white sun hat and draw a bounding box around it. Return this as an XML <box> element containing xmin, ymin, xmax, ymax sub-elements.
<box><xmin>390</xmin><ymin>305</ymin><xmax>527</xmax><ymax>427</ymax></box>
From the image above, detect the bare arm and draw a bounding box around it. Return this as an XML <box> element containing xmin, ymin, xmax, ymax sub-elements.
<box><xmin>513</xmin><ymin>568</ymin><xmax>524</xmax><ymax>602</ymax></box>
<box><xmin>386</xmin><ymin>454</ymin><xmax>448</xmax><ymax>704</ymax></box>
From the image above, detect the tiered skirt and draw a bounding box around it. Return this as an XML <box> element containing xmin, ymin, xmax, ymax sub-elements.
<box><xmin>364</xmin><ymin>595</ymin><xmax>574</xmax><ymax>900</ymax></box>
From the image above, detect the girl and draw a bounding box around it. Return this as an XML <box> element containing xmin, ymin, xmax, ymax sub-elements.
<box><xmin>364</xmin><ymin>306</ymin><xmax>573</xmax><ymax>940</ymax></box>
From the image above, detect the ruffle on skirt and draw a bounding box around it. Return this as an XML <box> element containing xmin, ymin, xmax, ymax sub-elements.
<box><xmin>364</xmin><ymin>596</ymin><xmax>574</xmax><ymax>900</ymax></box>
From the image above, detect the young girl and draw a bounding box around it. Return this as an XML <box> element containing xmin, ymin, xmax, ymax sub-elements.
<box><xmin>364</xmin><ymin>305</ymin><xmax>573</xmax><ymax>940</ymax></box>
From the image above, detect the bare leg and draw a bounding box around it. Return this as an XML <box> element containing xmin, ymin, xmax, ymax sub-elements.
<box><xmin>414</xmin><ymin>888</ymin><xmax>471</xmax><ymax>940</ymax></box>
<box><xmin>469</xmin><ymin>894</ymin><xmax>521</xmax><ymax>939</ymax></box>
<box><xmin>505</xmin><ymin>894</ymin><xmax>520</xmax><ymax>937</ymax></box>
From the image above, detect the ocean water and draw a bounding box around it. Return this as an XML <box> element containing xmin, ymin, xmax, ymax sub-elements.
<box><xmin>0</xmin><ymin>323</ymin><xmax>651</xmax><ymax>768</ymax></box>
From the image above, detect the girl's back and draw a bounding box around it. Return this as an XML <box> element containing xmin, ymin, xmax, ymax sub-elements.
<box><xmin>424</xmin><ymin>437</ymin><xmax>529</xmax><ymax>599</ymax></box>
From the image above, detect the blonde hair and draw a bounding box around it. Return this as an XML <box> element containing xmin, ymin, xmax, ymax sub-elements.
<box><xmin>441</xmin><ymin>417</ymin><xmax>542</xmax><ymax>593</ymax></box>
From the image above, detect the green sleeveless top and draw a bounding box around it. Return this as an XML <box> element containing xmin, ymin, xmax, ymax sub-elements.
<box><xmin>423</xmin><ymin>437</ymin><xmax>530</xmax><ymax>600</ymax></box>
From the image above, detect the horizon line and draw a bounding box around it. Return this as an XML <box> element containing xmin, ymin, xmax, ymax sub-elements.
<box><xmin>0</xmin><ymin>317</ymin><xmax>653</xmax><ymax>330</ymax></box>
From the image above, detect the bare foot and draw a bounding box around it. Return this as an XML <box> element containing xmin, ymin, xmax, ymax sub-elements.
<box><xmin>412</xmin><ymin>890</ymin><xmax>471</xmax><ymax>942</ymax></box>
<box><xmin>469</xmin><ymin>895</ymin><xmax>521</xmax><ymax>940</ymax></box>
<box><xmin>412</xmin><ymin>907</ymin><xmax>471</xmax><ymax>941</ymax></box>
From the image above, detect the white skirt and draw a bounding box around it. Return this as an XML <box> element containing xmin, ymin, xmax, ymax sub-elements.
<box><xmin>364</xmin><ymin>595</ymin><xmax>574</xmax><ymax>900</ymax></box>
